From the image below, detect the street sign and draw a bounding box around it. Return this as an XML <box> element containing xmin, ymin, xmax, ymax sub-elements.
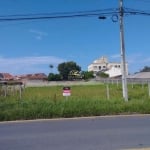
<box><xmin>63</xmin><ymin>86</ymin><xmax>71</xmax><ymax>96</ymax></box>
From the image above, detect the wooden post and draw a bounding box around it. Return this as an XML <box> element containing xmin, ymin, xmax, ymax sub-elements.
<box><xmin>148</xmin><ymin>82</ymin><xmax>150</xmax><ymax>97</ymax></box>
<box><xmin>19</xmin><ymin>84</ymin><xmax>22</xmax><ymax>99</ymax></box>
<box><xmin>4</xmin><ymin>84</ymin><xmax>7</xmax><ymax>97</ymax></box>
<box><xmin>106</xmin><ymin>84</ymin><xmax>110</xmax><ymax>100</ymax></box>
<box><xmin>142</xmin><ymin>81</ymin><xmax>144</xmax><ymax>89</ymax></box>
<box><xmin>132</xmin><ymin>80</ymin><xmax>134</xmax><ymax>89</ymax></box>
<box><xmin>117</xmin><ymin>80</ymin><xmax>119</xmax><ymax>87</ymax></box>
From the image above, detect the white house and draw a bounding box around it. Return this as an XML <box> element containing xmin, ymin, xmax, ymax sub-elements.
<box><xmin>88</xmin><ymin>56</ymin><xmax>128</xmax><ymax>78</ymax></box>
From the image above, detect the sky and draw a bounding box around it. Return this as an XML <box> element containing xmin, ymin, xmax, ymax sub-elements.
<box><xmin>0</xmin><ymin>0</ymin><xmax>150</xmax><ymax>75</ymax></box>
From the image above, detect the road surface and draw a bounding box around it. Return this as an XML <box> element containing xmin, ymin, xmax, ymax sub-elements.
<box><xmin>0</xmin><ymin>115</ymin><xmax>150</xmax><ymax>150</ymax></box>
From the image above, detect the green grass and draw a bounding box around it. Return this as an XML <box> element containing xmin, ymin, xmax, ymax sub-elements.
<box><xmin>0</xmin><ymin>83</ymin><xmax>150</xmax><ymax>121</ymax></box>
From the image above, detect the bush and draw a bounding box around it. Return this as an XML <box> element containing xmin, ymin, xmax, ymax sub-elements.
<box><xmin>81</xmin><ymin>71</ymin><xmax>94</xmax><ymax>80</ymax></box>
<box><xmin>48</xmin><ymin>73</ymin><xmax>62</xmax><ymax>81</ymax></box>
<box><xmin>97</xmin><ymin>72</ymin><xmax>109</xmax><ymax>78</ymax></box>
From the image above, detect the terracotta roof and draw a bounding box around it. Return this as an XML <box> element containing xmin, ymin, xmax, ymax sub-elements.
<box><xmin>18</xmin><ymin>73</ymin><xmax>47</xmax><ymax>80</ymax></box>
<box><xmin>0</xmin><ymin>73</ymin><xmax>14</xmax><ymax>80</ymax></box>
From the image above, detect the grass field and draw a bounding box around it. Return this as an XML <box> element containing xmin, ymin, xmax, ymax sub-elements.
<box><xmin>0</xmin><ymin>83</ymin><xmax>150</xmax><ymax>121</ymax></box>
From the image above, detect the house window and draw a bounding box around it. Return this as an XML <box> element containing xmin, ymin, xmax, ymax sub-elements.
<box><xmin>99</xmin><ymin>66</ymin><xmax>101</xmax><ymax>70</ymax></box>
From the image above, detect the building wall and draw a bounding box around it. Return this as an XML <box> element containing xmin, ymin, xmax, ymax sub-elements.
<box><xmin>88</xmin><ymin>56</ymin><xmax>128</xmax><ymax>77</ymax></box>
<box><xmin>105</xmin><ymin>66</ymin><xmax>122</xmax><ymax>78</ymax></box>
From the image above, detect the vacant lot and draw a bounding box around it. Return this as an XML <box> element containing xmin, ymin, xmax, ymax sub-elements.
<box><xmin>0</xmin><ymin>82</ymin><xmax>150</xmax><ymax>121</ymax></box>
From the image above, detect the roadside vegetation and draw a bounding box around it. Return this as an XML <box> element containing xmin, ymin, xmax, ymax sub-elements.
<box><xmin>0</xmin><ymin>83</ymin><xmax>150</xmax><ymax>121</ymax></box>
<box><xmin>48</xmin><ymin>61</ymin><xmax>94</xmax><ymax>81</ymax></box>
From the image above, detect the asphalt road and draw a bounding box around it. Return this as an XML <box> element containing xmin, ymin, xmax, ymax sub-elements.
<box><xmin>0</xmin><ymin>115</ymin><xmax>150</xmax><ymax>150</ymax></box>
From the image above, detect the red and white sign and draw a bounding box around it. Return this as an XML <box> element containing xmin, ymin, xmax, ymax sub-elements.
<box><xmin>63</xmin><ymin>87</ymin><xmax>71</xmax><ymax>96</ymax></box>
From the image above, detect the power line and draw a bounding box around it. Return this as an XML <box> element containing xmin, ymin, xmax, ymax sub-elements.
<box><xmin>0</xmin><ymin>8</ymin><xmax>116</xmax><ymax>18</ymax></box>
<box><xmin>0</xmin><ymin>10</ymin><xmax>118</xmax><ymax>22</ymax></box>
<box><xmin>124</xmin><ymin>8</ymin><xmax>150</xmax><ymax>16</ymax></box>
<box><xmin>0</xmin><ymin>7</ymin><xmax>150</xmax><ymax>22</ymax></box>
<box><xmin>0</xmin><ymin>12</ymin><xmax>117</xmax><ymax>22</ymax></box>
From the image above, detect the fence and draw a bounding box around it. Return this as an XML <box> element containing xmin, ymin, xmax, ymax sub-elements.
<box><xmin>94</xmin><ymin>78</ymin><xmax>150</xmax><ymax>99</ymax></box>
<box><xmin>0</xmin><ymin>81</ymin><xmax>24</xmax><ymax>99</ymax></box>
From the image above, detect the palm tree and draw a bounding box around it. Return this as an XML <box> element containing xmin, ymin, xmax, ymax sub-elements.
<box><xmin>49</xmin><ymin>64</ymin><xmax>54</xmax><ymax>73</ymax></box>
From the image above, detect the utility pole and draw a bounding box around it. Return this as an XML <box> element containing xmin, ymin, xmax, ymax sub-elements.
<box><xmin>119</xmin><ymin>0</ymin><xmax>128</xmax><ymax>101</ymax></box>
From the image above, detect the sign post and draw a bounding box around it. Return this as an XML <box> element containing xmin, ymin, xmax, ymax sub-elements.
<box><xmin>63</xmin><ymin>86</ymin><xmax>71</xmax><ymax>100</ymax></box>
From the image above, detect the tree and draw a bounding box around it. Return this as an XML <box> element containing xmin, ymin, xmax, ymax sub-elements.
<box><xmin>68</xmin><ymin>70</ymin><xmax>83</xmax><ymax>80</ymax></box>
<box><xmin>49</xmin><ymin>64</ymin><xmax>54</xmax><ymax>73</ymax></box>
<box><xmin>140</xmin><ymin>66</ymin><xmax>150</xmax><ymax>72</ymax></box>
<box><xmin>97</xmin><ymin>72</ymin><xmax>109</xmax><ymax>78</ymax></box>
<box><xmin>58</xmin><ymin>61</ymin><xmax>81</xmax><ymax>80</ymax></box>
<box><xmin>48</xmin><ymin>73</ymin><xmax>62</xmax><ymax>81</ymax></box>
<box><xmin>81</xmin><ymin>71</ymin><xmax>94</xmax><ymax>80</ymax></box>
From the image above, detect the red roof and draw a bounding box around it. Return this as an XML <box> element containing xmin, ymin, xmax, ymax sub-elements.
<box><xmin>18</xmin><ymin>73</ymin><xmax>47</xmax><ymax>80</ymax></box>
<box><xmin>0</xmin><ymin>73</ymin><xmax>14</xmax><ymax>80</ymax></box>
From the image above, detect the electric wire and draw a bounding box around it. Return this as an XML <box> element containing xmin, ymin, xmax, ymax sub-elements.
<box><xmin>124</xmin><ymin>8</ymin><xmax>150</xmax><ymax>16</ymax></box>
<box><xmin>0</xmin><ymin>8</ymin><xmax>116</xmax><ymax>18</ymax></box>
<box><xmin>0</xmin><ymin>7</ymin><xmax>150</xmax><ymax>23</ymax></box>
<box><xmin>0</xmin><ymin>10</ymin><xmax>119</xmax><ymax>22</ymax></box>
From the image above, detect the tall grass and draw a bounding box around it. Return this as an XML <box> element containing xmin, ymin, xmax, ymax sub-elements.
<box><xmin>0</xmin><ymin>84</ymin><xmax>150</xmax><ymax>121</ymax></box>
